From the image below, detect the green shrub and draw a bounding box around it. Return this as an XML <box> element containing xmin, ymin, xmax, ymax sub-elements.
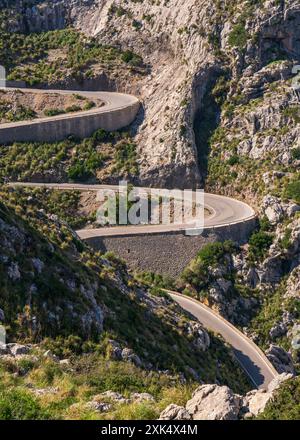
<box><xmin>0</xmin><ymin>388</ymin><xmax>50</xmax><ymax>420</ymax></box>
<box><xmin>285</xmin><ymin>179</ymin><xmax>300</xmax><ymax>203</ymax></box>
<box><xmin>181</xmin><ymin>241</ymin><xmax>235</xmax><ymax>290</ymax></box>
<box><xmin>258</xmin><ymin>377</ymin><xmax>300</xmax><ymax>420</ymax></box>
<box><xmin>121</xmin><ymin>50</ymin><xmax>143</xmax><ymax>67</ymax></box>
<box><xmin>228</xmin><ymin>24</ymin><xmax>249</xmax><ymax>49</ymax></box>
<box><xmin>291</xmin><ymin>148</ymin><xmax>300</xmax><ymax>160</ymax></box>
<box><xmin>114</xmin><ymin>142</ymin><xmax>138</xmax><ymax>175</ymax></box>
<box><xmin>83</xmin><ymin>101</ymin><xmax>96</xmax><ymax>111</ymax></box>
<box><xmin>44</xmin><ymin>108</ymin><xmax>66</xmax><ymax>117</ymax></box>
<box><xmin>65</xmin><ymin>105</ymin><xmax>82</xmax><ymax>113</ymax></box>
<box><xmin>67</xmin><ymin>162</ymin><xmax>91</xmax><ymax>181</ymax></box>
<box><xmin>227</xmin><ymin>154</ymin><xmax>239</xmax><ymax>166</ymax></box>
<box><xmin>248</xmin><ymin>230</ymin><xmax>273</xmax><ymax>261</ymax></box>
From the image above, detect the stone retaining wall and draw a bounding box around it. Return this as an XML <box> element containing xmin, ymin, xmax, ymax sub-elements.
<box><xmin>0</xmin><ymin>101</ymin><xmax>140</xmax><ymax>143</ymax></box>
<box><xmin>85</xmin><ymin>218</ymin><xmax>257</xmax><ymax>277</ymax></box>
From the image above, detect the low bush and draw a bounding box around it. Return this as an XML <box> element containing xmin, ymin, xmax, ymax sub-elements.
<box><xmin>248</xmin><ymin>230</ymin><xmax>273</xmax><ymax>261</ymax></box>
<box><xmin>0</xmin><ymin>388</ymin><xmax>50</xmax><ymax>420</ymax></box>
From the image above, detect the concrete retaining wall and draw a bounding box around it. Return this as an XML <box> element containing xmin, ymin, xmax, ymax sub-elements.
<box><xmin>0</xmin><ymin>101</ymin><xmax>140</xmax><ymax>144</ymax></box>
<box><xmin>85</xmin><ymin>218</ymin><xmax>257</xmax><ymax>277</ymax></box>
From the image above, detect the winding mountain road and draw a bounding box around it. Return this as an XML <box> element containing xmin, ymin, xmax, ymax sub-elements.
<box><xmin>8</xmin><ymin>182</ymin><xmax>276</xmax><ymax>389</ymax></box>
<box><xmin>9</xmin><ymin>182</ymin><xmax>256</xmax><ymax>238</ymax></box>
<box><xmin>168</xmin><ymin>292</ymin><xmax>278</xmax><ymax>389</ymax></box>
<box><xmin>3</xmin><ymin>89</ymin><xmax>275</xmax><ymax>390</ymax></box>
<box><xmin>0</xmin><ymin>88</ymin><xmax>140</xmax><ymax>143</ymax></box>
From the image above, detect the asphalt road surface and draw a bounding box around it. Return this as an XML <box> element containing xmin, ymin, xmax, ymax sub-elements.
<box><xmin>0</xmin><ymin>88</ymin><xmax>139</xmax><ymax>129</ymax></box>
<box><xmin>9</xmin><ymin>182</ymin><xmax>256</xmax><ymax>238</ymax></box>
<box><xmin>169</xmin><ymin>292</ymin><xmax>278</xmax><ymax>389</ymax></box>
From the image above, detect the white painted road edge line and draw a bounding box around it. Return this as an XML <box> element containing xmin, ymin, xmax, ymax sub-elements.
<box><xmin>168</xmin><ymin>291</ymin><xmax>278</xmax><ymax>377</ymax></box>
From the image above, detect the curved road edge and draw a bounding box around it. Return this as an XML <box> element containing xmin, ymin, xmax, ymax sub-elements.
<box><xmin>167</xmin><ymin>291</ymin><xmax>278</xmax><ymax>389</ymax></box>
<box><xmin>0</xmin><ymin>88</ymin><xmax>140</xmax><ymax>143</ymax></box>
<box><xmin>7</xmin><ymin>182</ymin><xmax>257</xmax><ymax>236</ymax></box>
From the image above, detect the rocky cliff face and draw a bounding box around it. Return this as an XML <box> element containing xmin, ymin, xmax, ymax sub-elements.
<box><xmin>0</xmin><ymin>0</ymin><xmax>68</xmax><ymax>33</ymax></box>
<box><xmin>65</xmin><ymin>0</ymin><xmax>300</xmax><ymax>188</ymax></box>
<box><xmin>2</xmin><ymin>1</ymin><xmax>299</xmax><ymax>189</ymax></box>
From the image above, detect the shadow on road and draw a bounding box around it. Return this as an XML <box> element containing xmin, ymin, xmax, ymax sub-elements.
<box><xmin>234</xmin><ymin>348</ymin><xmax>265</xmax><ymax>388</ymax></box>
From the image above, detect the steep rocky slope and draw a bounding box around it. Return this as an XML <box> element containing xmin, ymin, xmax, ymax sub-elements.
<box><xmin>0</xmin><ymin>186</ymin><xmax>251</xmax><ymax>383</ymax></box>
<box><xmin>67</xmin><ymin>0</ymin><xmax>300</xmax><ymax>188</ymax></box>
<box><xmin>0</xmin><ymin>187</ymin><xmax>253</xmax><ymax>419</ymax></box>
<box><xmin>2</xmin><ymin>1</ymin><xmax>299</xmax><ymax>189</ymax></box>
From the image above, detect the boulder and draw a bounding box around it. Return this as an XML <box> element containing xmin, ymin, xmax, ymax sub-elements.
<box><xmin>242</xmin><ymin>389</ymin><xmax>271</xmax><ymax>417</ymax></box>
<box><xmin>159</xmin><ymin>404</ymin><xmax>191</xmax><ymax>420</ymax></box>
<box><xmin>186</xmin><ymin>322</ymin><xmax>210</xmax><ymax>351</ymax></box>
<box><xmin>31</xmin><ymin>258</ymin><xmax>44</xmax><ymax>274</ymax></box>
<box><xmin>7</xmin><ymin>262</ymin><xmax>21</xmax><ymax>281</ymax></box>
<box><xmin>6</xmin><ymin>343</ymin><xmax>30</xmax><ymax>356</ymax></box>
<box><xmin>266</xmin><ymin>345</ymin><xmax>295</xmax><ymax>375</ymax></box>
<box><xmin>185</xmin><ymin>384</ymin><xmax>241</xmax><ymax>420</ymax></box>
<box><xmin>286</xmin><ymin>203</ymin><xmax>300</xmax><ymax>218</ymax></box>
<box><xmin>269</xmin><ymin>322</ymin><xmax>287</xmax><ymax>340</ymax></box>
<box><xmin>130</xmin><ymin>393</ymin><xmax>155</xmax><ymax>403</ymax></box>
<box><xmin>121</xmin><ymin>348</ymin><xmax>142</xmax><ymax>367</ymax></box>
<box><xmin>97</xmin><ymin>391</ymin><xmax>129</xmax><ymax>404</ymax></box>
<box><xmin>262</xmin><ymin>195</ymin><xmax>284</xmax><ymax>225</ymax></box>
<box><xmin>59</xmin><ymin>359</ymin><xmax>70</xmax><ymax>366</ymax></box>
<box><xmin>242</xmin><ymin>373</ymin><xmax>292</xmax><ymax>416</ymax></box>
<box><xmin>43</xmin><ymin>350</ymin><xmax>59</xmax><ymax>362</ymax></box>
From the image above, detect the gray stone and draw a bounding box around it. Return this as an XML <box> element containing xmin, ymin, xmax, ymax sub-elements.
<box><xmin>43</xmin><ymin>350</ymin><xmax>59</xmax><ymax>362</ymax></box>
<box><xmin>269</xmin><ymin>322</ymin><xmax>287</xmax><ymax>340</ymax></box>
<box><xmin>7</xmin><ymin>262</ymin><xmax>21</xmax><ymax>281</ymax></box>
<box><xmin>7</xmin><ymin>344</ymin><xmax>30</xmax><ymax>356</ymax></box>
<box><xmin>0</xmin><ymin>344</ymin><xmax>8</xmax><ymax>356</ymax></box>
<box><xmin>266</xmin><ymin>345</ymin><xmax>295</xmax><ymax>375</ymax></box>
<box><xmin>121</xmin><ymin>348</ymin><xmax>142</xmax><ymax>367</ymax></box>
<box><xmin>86</xmin><ymin>401</ymin><xmax>111</xmax><ymax>413</ymax></box>
<box><xmin>131</xmin><ymin>393</ymin><xmax>155</xmax><ymax>403</ymax></box>
<box><xmin>185</xmin><ymin>384</ymin><xmax>241</xmax><ymax>420</ymax></box>
<box><xmin>159</xmin><ymin>404</ymin><xmax>191</xmax><ymax>420</ymax></box>
<box><xmin>262</xmin><ymin>195</ymin><xmax>284</xmax><ymax>225</ymax></box>
<box><xmin>242</xmin><ymin>373</ymin><xmax>292</xmax><ymax>416</ymax></box>
<box><xmin>31</xmin><ymin>258</ymin><xmax>44</xmax><ymax>274</ymax></box>
<box><xmin>97</xmin><ymin>391</ymin><xmax>129</xmax><ymax>404</ymax></box>
<box><xmin>59</xmin><ymin>359</ymin><xmax>70</xmax><ymax>366</ymax></box>
<box><xmin>186</xmin><ymin>322</ymin><xmax>210</xmax><ymax>351</ymax></box>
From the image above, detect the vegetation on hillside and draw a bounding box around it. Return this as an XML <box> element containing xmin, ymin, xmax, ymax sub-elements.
<box><xmin>258</xmin><ymin>376</ymin><xmax>300</xmax><ymax>420</ymax></box>
<box><xmin>0</xmin><ymin>193</ymin><xmax>251</xmax><ymax>393</ymax></box>
<box><xmin>0</xmin><ymin>27</ymin><xmax>145</xmax><ymax>86</ymax></box>
<box><xmin>0</xmin><ymin>128</ymin><xmax>138</xmax><ymax>183</ymax></box>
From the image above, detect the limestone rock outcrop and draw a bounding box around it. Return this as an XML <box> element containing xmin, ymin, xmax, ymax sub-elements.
<box><xmin>159</xmin><ymin>374</ymin><xmax>292</xmax><ymax>420</ymax></box>
<box><xmin>185</xmin><ymin>384</ymin><xmax>241</xmax><ymax>420</ymax></box>
<box><xmin>159</xmin><ymin>404</ymin><xmax>191</xmax><ymax>420</ymax></box>
<box><xmin>266</xmin><ymin>345</ymin><xmax>295</xmax><ymax>375</ymax></box>
<box><xmin>241</xmin><ymin>373</ymin><xmax>292</xmax><ymax>417</ymax></box>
